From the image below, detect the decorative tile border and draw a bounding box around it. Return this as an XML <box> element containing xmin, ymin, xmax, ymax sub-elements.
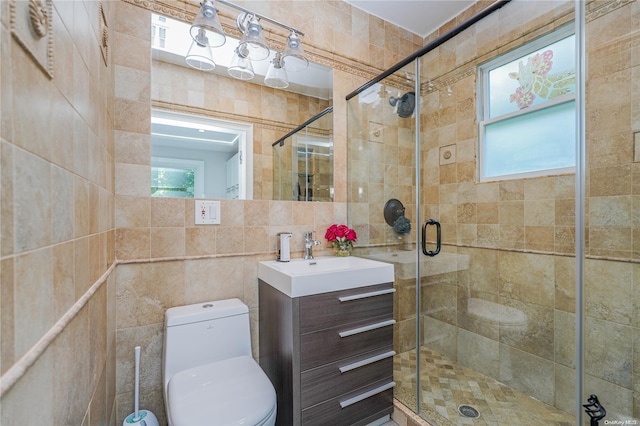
<box><xmin>99</xmin><ymin>2</ymin><xmax>109</xmax><ymax>66</ymax></box>
<box><xmin>9</xmin><ymin>0</ymin><xmax>54</xmax><ymax>79</ymax></box>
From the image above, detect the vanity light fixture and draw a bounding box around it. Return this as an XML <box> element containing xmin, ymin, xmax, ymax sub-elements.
<box><xmin>236</xmin><ymin>13</ymin><xmax>270</xmax><ymax>61</ymax></box>
<box><xmin>264</xmin><ymin>52</ymin><xmax>289</xmax><ymax>89</ymax></box>
<box><xmin>187</xmin><ymin>0</ymin><xmax>308</xmax><ymax>84</ymax></box>
<box><xmin>228</xmin><ymin>43</ymin><xmax>255</xmax><ymax>80</ymax></box>
<box><xmin>189</xmin><ymin>0</ymin><xmax>226</xmax><ymax>48</ymax></box>
<box><xmin>185</xmin><ymin>28</ymin><xmax>216</xmax><ymax>71</ymax></box>
<box><xmin>282</xmin><ymin>31</ymin><xmax>308</xmax><ymax>72</ymax></box>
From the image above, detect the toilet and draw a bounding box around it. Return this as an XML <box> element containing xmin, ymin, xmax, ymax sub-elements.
<box><xmin>162</xmin><ymin>298</ymin><xmax>277</xmax><ymax>426</ymax></box>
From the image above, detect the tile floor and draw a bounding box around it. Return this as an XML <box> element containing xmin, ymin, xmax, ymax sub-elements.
<box><xmin>394</xmin><ymin>347</ymin><xmax>575</xmax><ymax>426</ymax></box>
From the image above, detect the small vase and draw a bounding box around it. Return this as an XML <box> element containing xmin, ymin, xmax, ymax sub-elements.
<box><xmin>334</xmin><ymin>243</ymin><xmax>351</xmax><ymax>257</ymax></box>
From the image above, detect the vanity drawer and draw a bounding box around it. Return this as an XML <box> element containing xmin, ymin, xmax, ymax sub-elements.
<box><xmin>301</xmin><ymin>347</ymin><xmax>395</xmax><ymax>408</ymax></box>
<box><xmin>301</xmin><ymin>379</ymin><xmax>395</xmax><ymax>426</ymax></box>
<box><xmin>299</xmin><ymin>283</ymin><xmax>394</xmax><ymax>334</ymax></box>
<box><xmin>300</xmin><ymin>315</ymin><xmax>394</xmax><ymax>370</ymax></box>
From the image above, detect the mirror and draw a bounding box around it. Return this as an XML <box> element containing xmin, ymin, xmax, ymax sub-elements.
<box><xmin>273</xmin><ymin>108</ymin><xmax>333</xmax><ymax>202</ymax></box>
<box><xmin>150</xmin><ymin>13</ymin><xmax>333</xmax><ymax>200</ymax></box>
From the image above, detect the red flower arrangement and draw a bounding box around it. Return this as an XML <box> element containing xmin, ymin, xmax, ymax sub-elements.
<box><xmin>325</xmin><ymin>224</ymin><xmax>357</xmax><ymax>252</ymax></box>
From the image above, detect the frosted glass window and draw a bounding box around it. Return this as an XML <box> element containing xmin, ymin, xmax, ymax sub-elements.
<box><xmin>483</xmin><ymin>101</ymin><xmax>575</xmax><ymax>179</ymax></box>
<box><xmin>478</xmin><ymin>26</ymin><xmax>576</xmax><ymax>181</ymax></box>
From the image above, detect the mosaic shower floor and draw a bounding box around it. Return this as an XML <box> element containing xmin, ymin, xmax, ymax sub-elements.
<box><xmin>394</xmin><ymin>347</ymin><xmax>575</xmax><ymax>426</ymax></box>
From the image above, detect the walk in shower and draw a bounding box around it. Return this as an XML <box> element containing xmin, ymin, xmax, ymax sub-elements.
<box><xmin>347</xmin><ymin>1</ymin><xmax>639</xmax><ymax>424</ymax></box>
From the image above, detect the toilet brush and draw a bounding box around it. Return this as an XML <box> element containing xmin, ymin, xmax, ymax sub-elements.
<box><xmin>123</xmin><ymin>346</ymin><xmax>160</xmax><ymax>426</ymax></box>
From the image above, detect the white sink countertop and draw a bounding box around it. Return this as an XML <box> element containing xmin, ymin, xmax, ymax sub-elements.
<box><xmin>258</xmin><ymin>256</ymin><xmax>395</xmax><ymax>297</ymax></box>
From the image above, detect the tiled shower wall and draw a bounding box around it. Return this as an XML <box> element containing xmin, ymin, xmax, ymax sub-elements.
<box><xmin>1</xmin><ymin>0</ymin><xmax>116</xmax><ymax>424</ymax></box>
<box><xmin>350</xmin><ymin>0</ymin><xmax>639</xmax><ymax>419</ymax></box>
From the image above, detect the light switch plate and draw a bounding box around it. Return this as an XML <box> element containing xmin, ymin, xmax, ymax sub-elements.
<box><xmin>195</xmin><ymin>200</ymin><xmax>220</xmax><ymax>225</ymax></box>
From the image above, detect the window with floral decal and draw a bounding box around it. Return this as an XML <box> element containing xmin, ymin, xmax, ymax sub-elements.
<box><xmin>477</xmin><ymin>26</ymin><xmax>576</xmax><ymax>181</ymax></box>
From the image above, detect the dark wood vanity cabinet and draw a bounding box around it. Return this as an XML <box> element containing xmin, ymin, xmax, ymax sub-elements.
<box><xmin>259</xmin><ymin>280</ymin><xmax>395</xmax><ymax>426</ymax></box>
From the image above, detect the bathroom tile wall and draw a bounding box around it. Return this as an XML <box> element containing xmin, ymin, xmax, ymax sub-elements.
<box><xmin>112</xmin><ymin>1</ymin><xmax>422</xmax><ymax>423</ymax></box>
<box><xmin>1</xmin><ymin>0</ymin><xmax>116</xmax><ymax>424</ymax></box>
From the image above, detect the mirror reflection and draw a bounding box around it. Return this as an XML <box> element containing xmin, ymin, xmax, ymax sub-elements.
<box><xmin>150</xmin><ymin>13</ymin><xmax>334</xmax><ymax>200</ymax></box>
<box><xmin>273</xmin><ymin>107</ymin><xmax>333</xmax><ymax>202</ymax></box>
<box><xmin>151</xmin><ymin>109</ymin><xmax>252</xmax><ymax>199</ymax></box>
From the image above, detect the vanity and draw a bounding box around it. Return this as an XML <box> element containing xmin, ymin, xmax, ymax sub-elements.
<box><xmin>258</xmin><ymin>256</ymin><xmax>395</xmax><ymax>426</ymax></box>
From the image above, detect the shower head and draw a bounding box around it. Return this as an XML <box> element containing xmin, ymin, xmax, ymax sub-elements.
<box><xmin>388</xmin><ymin>91</ymin><xmax>415</xmax><ymax>118</ymax></box>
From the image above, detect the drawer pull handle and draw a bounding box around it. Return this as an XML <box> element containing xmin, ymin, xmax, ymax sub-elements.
<box><xmin>338</xmin><ymin>288</ymin><xmax>395</xmax><ymax>302</ymax></box>
<box><xmin>338</xmin><ymin>319</ymin><xmax>395</xmax><ymax>338</ymax></box>
<box><xmin>339</xmin><ymin>381</ymin><xmax>396</xmax><ymax>409</ymax></box>
<box><xmin>339</xmin><ymin>350</ymin><xmax>396</xmax><ymax>373</ymax></box>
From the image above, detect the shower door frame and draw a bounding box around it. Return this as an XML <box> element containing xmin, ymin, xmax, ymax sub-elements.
<box><xmin>346</xmin><ymin>0</ymin><xmax>593</xmax><ymax>423</ymax></box>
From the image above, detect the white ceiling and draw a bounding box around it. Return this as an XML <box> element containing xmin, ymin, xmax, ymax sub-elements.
<box><xmin>344</xmin><ymin>0</ymin><xmax>475</xmax><ymax>38</ymax></box>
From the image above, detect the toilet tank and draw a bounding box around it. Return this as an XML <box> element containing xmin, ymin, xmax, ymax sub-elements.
<box><xmin>162</xmin><ymin>298</ymin><xmax>252</xmax><ymax>391</ymax></box>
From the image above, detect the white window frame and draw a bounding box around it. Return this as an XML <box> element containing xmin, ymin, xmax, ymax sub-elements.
<box><xmin>477</xmin><ymin>25</ymin><xmax>576</xmax><ymax>182</ymax></box>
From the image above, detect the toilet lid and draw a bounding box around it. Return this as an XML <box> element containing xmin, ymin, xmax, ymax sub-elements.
<box><xmin>168</xmin><ymin>355</ymin><xmax>276</xmax><ymax>426</ymax></box>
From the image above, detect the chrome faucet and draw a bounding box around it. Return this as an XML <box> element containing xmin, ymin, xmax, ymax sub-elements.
<box><xmin>304</xmin><ymin>231</ymin><xmax>321</xmax><ymax>259</ymax></box>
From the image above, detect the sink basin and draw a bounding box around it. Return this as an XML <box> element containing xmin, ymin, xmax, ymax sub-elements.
<box><xmin>258</xmin><ymin>256</ymin><xmax>394</xmax><ymax>297</ymax></box>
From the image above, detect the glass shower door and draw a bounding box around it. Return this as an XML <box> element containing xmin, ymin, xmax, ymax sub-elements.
<box><xmin>415</xmin><ymin>2</ymin><xmax>579</xmax><ymax>424</ymax></box>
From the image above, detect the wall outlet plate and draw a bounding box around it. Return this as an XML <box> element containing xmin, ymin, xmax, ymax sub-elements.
<box><xmin>195</xmin><ymin>200</ymin><xmax>220</xmax><ymax>225</ymax></box>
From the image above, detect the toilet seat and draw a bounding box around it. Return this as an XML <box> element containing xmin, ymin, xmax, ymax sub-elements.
<box><xmin>167</xmin><ymin>355</ymin><xmax>277</xmax><ymax>426</ymax></box>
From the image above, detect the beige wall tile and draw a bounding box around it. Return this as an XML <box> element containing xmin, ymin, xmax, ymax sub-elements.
<box><xmin>499</xmin><ymin>344</ymin><xmax>554</xmax><ymax>406</ymax></box>
<box><xmin>554</xmin><ymin>310</ymin><xmax>575</xmax><ymax>369</ymax></box>
<box><xmin>185</xmin><ymin>226</ymin><xmax>216</xmax><ymax>256</ymax></box>
<box><xmin>53</xmin><ymin>241</ymin><xmax>75</xmax><ymax>319</ymax></box>
<box><xmin>151</xmin><ymin>198</ymin><xmax>185</xmax><ymax>227</ymax></box>
<box><xmin>585</xmin><ymin>259</ymin><xmax>633</xmax><ymax>325</ymax></box>
<box><xmin>585</xmin><ymin>317</ymin><xmax>633</xmax><ymax>388</ymax></box>
<box><xmin>0</xmin><ymin>257</ymin><xmax>15</xmax><ymax>374</ymax></box>
<box><xmin>13</xmin><ymin>149</ymin><xmax>51</xmax><ymax>252</ymax></box>
<box><xmin>116</xmin><ymin>196</ymin><xmax>150</xmax><ymax>228</ymax></box>
<box><xmin>0</xmin><ymin>141</ymin><xmax>14</xmax><ymax>257</ymax></box>
<box><xmin>0</xmin><ymin>347</ymin><xmax>54</xmax><ymax>424</ymax></box>
<box><xmin>116</xmin><ymin>323</ymin><xmax>164</xmax><ymax>393</ymax></box>
<box><xmin>53</xmin><ymin>306</ymin><xmax>92</xmax><ymax>424</ymax></box>
<box><xmin>498</xmin><ymin>251</ymin><xmax>554</xmax><ymax>308</ymax></box>
<box><xmin>114</xmin><ymin>130</ymin><xmax>150</xmax><ymax>165</ymax></box>
<box><xmin>184</xmin><ymin>258</ymin><xmax>245</xmax><ymax>304</ymax></box>
<box><xmin>150</xmin><ymin>227</ymin><xmax>185</xmax><ymax>258</ymax></box>
<box><xmin>14</xmin><ymin>249</ymin><xmax>54</xmax><ymax>357</ymax></box>
<box><xmin>115</xmin><ymin>163</ymin><xmax>150</xmax><ymax>197</ymax></box>
<box><xmin>116</xmin><ymin>228</ymin><xmax>150</xmax><ymax>260</ymax></box>
<box><xmin>457</xmin><ymin>329</ymin><xmax>499</xmax><ymax>378</ymax></box>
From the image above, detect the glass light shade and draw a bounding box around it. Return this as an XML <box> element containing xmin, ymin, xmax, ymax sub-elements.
<box><xmin>186</xmin><ymin>38</ymin><xmax>215</xmax><ymax>71</ymax></box>
<box><xmin>190</xmin><ymin>0</ymin><xmax>226</xmax><ymax>48</ymax></box>
<box><xmin>282</xmin><ymin>31</ymin><xmax>308</xmax><ymax>72</ymax></box>
<box><xmin>264</xmin><ymin>53</ymin><xmax>289</xmax><ymax>89</ymax></box>
<box><xmin>240</xmin><ymin>14</ymin><xmax>270</xmax><ymax>61</ymax></box>
<box><xmin>228</xmin><ymin>44</ymin><xmax>255</xmax><ymax>80</ymax></box>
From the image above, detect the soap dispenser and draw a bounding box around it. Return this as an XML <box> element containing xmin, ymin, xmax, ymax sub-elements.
<box><xmin>277</xmin><ymin>232</ymin><xmax>292</xmax><ymax>262</ymax></box>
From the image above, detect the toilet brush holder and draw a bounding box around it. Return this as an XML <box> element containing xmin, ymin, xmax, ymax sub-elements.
<box><xmin>123</xmin><ymin>346</ymin><xmax>160</xmax><ymax>426</ymax></box>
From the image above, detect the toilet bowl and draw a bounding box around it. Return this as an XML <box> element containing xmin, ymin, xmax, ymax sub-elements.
<box><xmin>162</xmin><ymin>299</ymin><xmax>277</xmax><ymax>426</ymax></box>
